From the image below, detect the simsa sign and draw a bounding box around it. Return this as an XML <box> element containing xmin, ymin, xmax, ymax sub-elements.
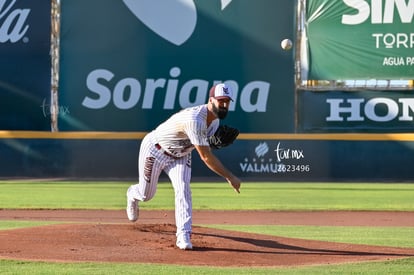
<box><xmin>303</xmin><ymin>0</ymin><xmax>414</xmax><ymax>80</ymax></box>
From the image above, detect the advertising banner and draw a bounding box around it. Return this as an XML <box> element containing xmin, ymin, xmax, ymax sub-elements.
<box><xmin>0</xmin><ymin>0</ymin><xmax>51</xmax><ymax>130</ymax></box>
<box><xmin>4</xmin><ymin>137</ymin><xmax>414</xmax><ymax>181</ymax></box>
<box><xmin>59</xmin><ymin>0</ymin><xmax>295</xmax><ymax>132</ymax></box>
<box><xmin>297</xmin><ymin>90</ymin><xmax>414</xmax><ymax>132</ymax></box>
<box><xmin>305</xmin><ymin>0</ymin><xmax>414</xmax><ymax>80</ymax></box>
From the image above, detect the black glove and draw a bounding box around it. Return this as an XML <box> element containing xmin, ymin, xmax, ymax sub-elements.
<box><xmin>208</xmin><ymin>125</ymin><xmax>239</xmax><ymax>149</ymax></box>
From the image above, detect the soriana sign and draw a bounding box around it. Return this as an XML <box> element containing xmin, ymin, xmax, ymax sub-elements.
<box><xmin>58</xmin><ymin>0</ymin><xmax>295</xmax><ymax>132</ymax></box>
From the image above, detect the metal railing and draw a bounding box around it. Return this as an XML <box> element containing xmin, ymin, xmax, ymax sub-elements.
<box><xmin>51</xmin><ymin>0</ymin><xmax>60</xmax><ymax>131</ymax></box>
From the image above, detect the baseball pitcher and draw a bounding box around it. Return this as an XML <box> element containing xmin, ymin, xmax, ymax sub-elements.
<box><xmin>126</xmin><ymin>83</ymin><xmax>241</xmax><ymax>250</ymax></box>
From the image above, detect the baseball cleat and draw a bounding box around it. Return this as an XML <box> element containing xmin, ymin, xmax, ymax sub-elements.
<box><xmin>176</xmin><ymin>233</ymin><xmax>193</xmax><ymax>250</ymax></box>
<box><xmin>126</xmin><ymin>188</ymin><xmax>139</xmax><ymax>222</ymax></box>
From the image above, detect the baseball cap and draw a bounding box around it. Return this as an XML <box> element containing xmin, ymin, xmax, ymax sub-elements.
<box><xmin>209</xmin><ymin>83</ymin><xmax>234</xmax><ymax>101</ymax></box>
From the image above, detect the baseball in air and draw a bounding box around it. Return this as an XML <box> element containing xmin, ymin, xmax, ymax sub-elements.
<box><xmin>281</xmin><ymin>38</ymin><xmax>293</xmax><ymax>50</ymax></box>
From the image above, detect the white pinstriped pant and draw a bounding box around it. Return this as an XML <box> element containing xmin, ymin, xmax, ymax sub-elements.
<box><xmin>127</xmin><ymin>132</ymin><xmax>193</xmax><ymax>236</ymax></box>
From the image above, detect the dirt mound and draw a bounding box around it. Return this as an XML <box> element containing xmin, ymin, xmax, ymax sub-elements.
<box><xmin>0</xmin><ymin>222</ymin><xmax>413</xmax><ymax>267</ymax></box>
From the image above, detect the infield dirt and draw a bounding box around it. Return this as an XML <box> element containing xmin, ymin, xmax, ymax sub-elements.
<box><xmin>0</xmin><ymin>210</ymin><xmax>413</xmax><ymax>267</ymax></box>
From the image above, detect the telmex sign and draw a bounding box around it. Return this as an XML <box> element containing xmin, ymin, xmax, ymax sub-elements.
<box><xmin>327</xmin><ymin>97</ymin><xmax>414</xmax><ymax>122</ymax></box>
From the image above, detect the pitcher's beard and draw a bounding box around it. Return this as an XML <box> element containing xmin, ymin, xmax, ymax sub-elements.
<box><xmin>212</xmin><ymin>104</ymin><xmax>228</xmax><ymax>119</ymax></box>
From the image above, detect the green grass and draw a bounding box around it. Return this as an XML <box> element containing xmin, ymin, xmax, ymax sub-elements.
<box><xmin>0</xmin><ymin>257</ymin><xmax>413</xmax><ymax>274</ymax></box>
<box><xmin>0</xmin><ymin>181</ymin><xmax>413</xmax><ymax>274</ymax></box>
<box><xmin>0</xmin><ymin>181</ymin><xmax>413</xmax><ymax>211</ymax></box>
<box><xmin>0</xmin><ymin>181</ymin><xmax>130</xmax><ymax>209</ymax></box>
<box><xmin>194</xmin><ymin>182</ymin><xmax>414</xmax><ymax>210</ymax></box>
<box><xmin>0</xmin><ymin>221</ymin><xmax>59</xmax><ymax>230</ymax></box>
<box><xmin>204</xmin><ymin>225</ymin><xmax>414</xmax><ymax>248</ymax></box>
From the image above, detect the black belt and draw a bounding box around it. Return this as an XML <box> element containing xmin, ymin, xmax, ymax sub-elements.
<box><xmin>155</xmin><ymin>143</ymin><xmax>179</xmax><ymax>159</ymax></box>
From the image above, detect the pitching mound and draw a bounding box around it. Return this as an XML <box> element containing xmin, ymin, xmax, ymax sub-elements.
<box><xmin>0</xmin><ymin>222</ymin><xmax>413</xmax><ymax>267</ymax></box>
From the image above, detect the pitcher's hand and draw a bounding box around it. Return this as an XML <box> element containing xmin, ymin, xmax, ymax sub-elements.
<box><xmin>227</xmin><ymin>176</ymin><xmax>241</xmax><ymax>194</ymax></box>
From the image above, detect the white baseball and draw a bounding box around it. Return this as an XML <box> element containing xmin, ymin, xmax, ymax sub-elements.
<box><xmin>281</xmin><ymin>39</ymin><xmax>293</xmax><ymax>50</ymax></box>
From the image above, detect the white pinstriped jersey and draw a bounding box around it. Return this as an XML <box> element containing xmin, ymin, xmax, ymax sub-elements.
<box><xmin>153</xmin><ymin>104</ymin><xmax>219</xmax><ymax>158</ymax></box>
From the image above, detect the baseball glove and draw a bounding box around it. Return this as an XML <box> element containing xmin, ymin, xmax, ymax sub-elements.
<box><xmin>209</xmin><ymin>125</ymin><xmax>239</xmax><ymax>149</ymax></box>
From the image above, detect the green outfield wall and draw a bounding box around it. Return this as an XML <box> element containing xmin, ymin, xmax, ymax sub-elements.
<box><xmin>1</xmin><ymin>0</ymin><xmax>414</xmax><ymax>181</ymax></box>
